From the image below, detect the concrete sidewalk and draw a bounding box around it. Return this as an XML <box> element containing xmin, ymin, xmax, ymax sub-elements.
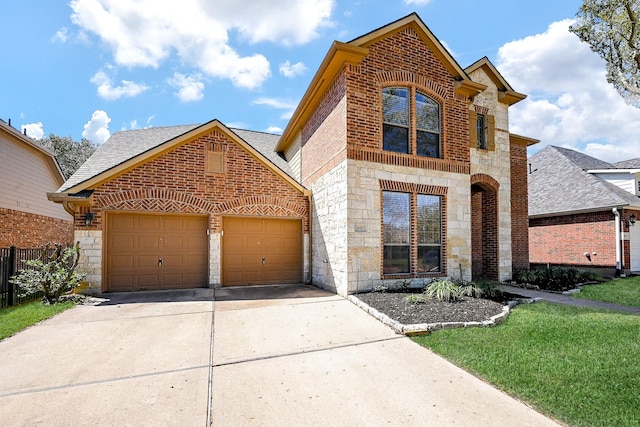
<box><xmin>211</xmin><ymin>284</ymin><xmax>560</xmax><ymax>426</ymax></box>
<box><xmin>501</xmin><ymin>284</ymin><xmax>640</xmax><ymax>314</ymax></box>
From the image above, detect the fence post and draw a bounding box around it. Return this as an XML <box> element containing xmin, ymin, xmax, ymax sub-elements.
<box><xmin>8</xmin><ymin>246</ymin><xmax>16</xmax><ymax>306</ymax></box>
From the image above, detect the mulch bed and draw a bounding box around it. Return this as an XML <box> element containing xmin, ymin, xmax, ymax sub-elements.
<box><xmin>355</xmin><ymin>291</ymin><xmax>507</xmax><ymax>325</ymax></box>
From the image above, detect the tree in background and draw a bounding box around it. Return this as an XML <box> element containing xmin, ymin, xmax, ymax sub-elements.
<box><xmin>570</xmin><ymin>0</ymin><xmax>640</xmax><ymax>107</ymax></box>
<box><xmin>38</xmin><ymin>134</ymin><xmax>97</xmax><ymax>178</ymax></box>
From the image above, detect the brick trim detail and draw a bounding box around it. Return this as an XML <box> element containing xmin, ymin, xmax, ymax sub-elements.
<box><xmin>379</xmin><ymin>179</ymin><xmax>448</xmax><ymax>279</ymax></box>
<box><xmin>375</xmin><ymin>71</ymin><xmax>449</xmax><ymax>100</ymax></box>
<box><xmin>349</xmin><ymin>147</ymin><xmax>470</xmax><ymax>174</ymax></box>
<box><xmin>470</xmin><ymin>173</ymin><xmax>500</xmax><ymax>190</ymax></box>
<box><xmin>98</xmin><ymin>189</ymin><xmax>217</xmax><ymax>213</ymax></box>
<box><xmin>379</xmin><ymin>179</ymin><xmax>448</xmax><ymax>196</ymax></box>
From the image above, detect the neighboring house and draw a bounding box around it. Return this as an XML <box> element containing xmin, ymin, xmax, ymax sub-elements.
<box><xmin>48</xmin><ymin>13</ymin><xmax>536</xmax><ymax>295</ymax></box>
<box><xmin>528</xmin><ymin>145</ymin><xmax>640</xmax><ymax>276</ymax></box>
<box><xmin>0</xmin><ymin>119</ymin><xmax>73</xmax><ymax>247</ymax></box>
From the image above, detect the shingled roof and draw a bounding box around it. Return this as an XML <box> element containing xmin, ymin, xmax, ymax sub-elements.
<box><xmin>528</xmin><ymin>146</ymin><xmax>640</xmax><ymax>217</ymax></box>
<box><xmin>59</xmin><ymin>123</ymin><xmax>294</xmax><ymax>193</ymax></box>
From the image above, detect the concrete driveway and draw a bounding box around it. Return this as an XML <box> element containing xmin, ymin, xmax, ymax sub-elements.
<box><xmin>0</xmin><ymin>285</ymin><xmax>561</xmax><ymax>426</ymax></box>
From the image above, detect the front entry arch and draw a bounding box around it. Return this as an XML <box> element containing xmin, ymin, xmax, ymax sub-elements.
<box><xmin>471</xmin><ymin>178</ymin><xmax>499</xmax><ymax>281</ymax></box>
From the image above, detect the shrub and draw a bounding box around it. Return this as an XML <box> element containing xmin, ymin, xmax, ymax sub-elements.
<box><xmin>10</xmin><ymin>242</ymin><xmax>85</xmax><ymax>305</ymax></box>
<box><xmin>513</xmin><ymin>267</ymin><xmax>596</xmax><ymax>292</ymax></box>
<box><xmin>467</xmin><ymin>280</ymin><xmax>504</xmax><ymax>300</ymax></box>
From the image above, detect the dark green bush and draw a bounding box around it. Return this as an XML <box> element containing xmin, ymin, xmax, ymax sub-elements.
<box><xmin>513</xmin><ymin>267</ymin><xmax>595</xmax><ymax>292</ymax></box>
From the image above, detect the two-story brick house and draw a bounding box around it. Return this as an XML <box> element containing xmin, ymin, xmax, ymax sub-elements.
<box><xmin>49</xmin><ymin>13</ymin><xmax>536</xmax><ymax>295</ymax></box>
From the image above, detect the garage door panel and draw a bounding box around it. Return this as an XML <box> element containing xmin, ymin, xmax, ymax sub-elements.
<box><xmin>138</xmin><ymin>216</ymin><xmax>161</xmax><ymax>231</ymax></box>
<box><xmin>138</xmin><ymin>236</ymin><xmax>161</xmax><ymax>251</ymax></box>
<box><xmin>223</xmin><ymin>218</ymin><xmax>302</xmax><ymax>286</ymax></box>
<box><xmin>106</xmin><ymin>213</ymin><xmax>208</xmax><ymax>292</ymax></box>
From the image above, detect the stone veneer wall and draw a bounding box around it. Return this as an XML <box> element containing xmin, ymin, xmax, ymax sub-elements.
<box><xmin>467</xmin><ymin>68</ymin><xmax>514</xmax><ymax>282</ymax></box>
<box><xmin>310</xmin><ymin>160</ymin><xmax>348</xmax><ymax>295</ymax></box>
<box><xmin>74</xmin><ymin>229</ymin><xmax>102</xmax><ymax>294</ymax></box>
<box><xmin>345</xmin><ymin>159</ymin><xmax>472</xmax><ymax>295</ymax></box>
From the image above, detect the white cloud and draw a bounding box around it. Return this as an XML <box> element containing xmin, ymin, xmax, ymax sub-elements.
<box><xmin>497</xmin><ymin>19</ymin><xmax>640</xmax><ymax>163</ymax></box>
<box><xmin>52</xmin><ymin>27</ymin><xmax>68</xmax><ymax>43</ymax></box>
<box><xmin>252</xmin><ymin>97</ymin><xmax>298</xmax><ymax>119</ymax></box>
<box><xmin>404</xmin><ymin>0</ymin><xmax>433</xmax><ymax>5</ymax></box>
<box><xmin>22</xmin><ymin>122</ymin><xmax>44</xmax><ymax>139</ymax></box>
<box><xmin>168</xmin><ymin>72</ymin><xmax>205</xmax><ymax>102</ymax></box>
<box><xmin>266</xmin><ymin>126</ymin><xmax>283</xmax><ymax>134</ymax></box>
<box><xmin>82</xmin><ymin>110</ymin><xmax>111</xmax><ymax>144</ymax></box>
<box><xmin>279</xmin><ymin>61</ymin><xmax>307</xmax><ymax>78</ymax></box>
<box><xmin>90</xmin><ymin>70</ymin><xmax>148</xmax><ymax>101</ymax></box>
<box><xmin>69</xmin><ymin>0</ymin><xmax>333</xmax><ymax>90</ymax></box>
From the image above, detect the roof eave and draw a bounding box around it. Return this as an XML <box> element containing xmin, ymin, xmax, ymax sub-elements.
<box><xmin>529</xmin><ymin>204</ymin><xmax>640</xmax><ymax>219</ymax></box>
<box><xmin>60</xmin><ymin>120</ymin><xmax>310</xmax><ymax>197</ymax></box>
<box><xmin>510</xmin><ymin>133</ymin><xmax>539</xmax><ymax>147</ymax></box>
<box><xmin>276</xmin><ymin>41</ymin><xmax>368</xmax><ymax>153</ymax></box>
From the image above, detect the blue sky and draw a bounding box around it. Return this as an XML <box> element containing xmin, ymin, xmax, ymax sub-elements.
<box><xmin>2</xmin><ymin>0</ymin><xmax>639</xmax><ymax>162</ymax></box>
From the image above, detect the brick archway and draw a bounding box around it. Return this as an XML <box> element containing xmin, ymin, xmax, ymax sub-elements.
<box><xmin>471</xmin><ymin>174</ymin><xmax>499</xmax><ymax>280</ymax></box>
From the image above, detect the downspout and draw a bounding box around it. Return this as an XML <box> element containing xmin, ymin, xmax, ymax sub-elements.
<box><xmin>613</xmin><ymin>208</ymin><xmax>622</xmax><ymax>276</ymax></box>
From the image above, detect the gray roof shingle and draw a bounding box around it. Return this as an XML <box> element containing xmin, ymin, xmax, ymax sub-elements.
<box><xmin>528</xmin><ymin>146</ymin><xmax>640</xmax><ymax>217</ymax></box>
<box><xmin>59</xmin><ymin>123</ymin><xmax>296</xmax><ymax>192</ymax></box>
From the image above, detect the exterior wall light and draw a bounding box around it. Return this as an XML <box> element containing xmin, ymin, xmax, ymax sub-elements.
<box><xmin>83</xmin><ymin>212</ymin><xmax>94</xmax><ymax>226</ymax></box>
<box><xmin>629</xmin><ymin>214</ymin><xmax>637</xmax><ymax>227</ymax></box>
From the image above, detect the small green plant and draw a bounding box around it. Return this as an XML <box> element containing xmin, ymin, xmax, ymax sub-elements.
<box><xmin>425</xmin><ymin>279</ymin><xmax>464</xmax><ymax>302</ymax></box>
<box><xmin>469</xmin><ymin>280</ymin><xmax>504</xmax><ymax>300</ymax></box>
<box><xmin>10</xmin><ymin>242</ymin><xmax>85</xmax><ymax>305</ymax></box>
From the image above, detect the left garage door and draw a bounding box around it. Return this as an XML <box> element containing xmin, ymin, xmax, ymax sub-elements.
<box><xmin>106</xmin><ymin>213</ymin><xmax>209</xmax><ymax>292</ymax></box>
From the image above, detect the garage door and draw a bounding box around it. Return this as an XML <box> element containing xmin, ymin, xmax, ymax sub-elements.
<box><xmin>106</xmin><ymin>213</ymin><xmax>209</xmax><ymax>292</ymax></box>
<box><xmin>223</xmin><ymin>217</ymin><xmax>302</xmax><ymax>286</ymax></box>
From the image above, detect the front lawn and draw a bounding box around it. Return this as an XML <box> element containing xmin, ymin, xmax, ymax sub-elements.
<box><xmin>0</xmin><ymin>301</ymin><xmax>75</xmax><ymax>340</ymax></box>
<box><xmin>413</xmin><ymin>302</ymin><xmax>640</xmax><ymax>427</ymax></box>
<box><xmin>574</xmin><ymin>276</ymin><xmax>640</xmax><ymax>308</ymax></box>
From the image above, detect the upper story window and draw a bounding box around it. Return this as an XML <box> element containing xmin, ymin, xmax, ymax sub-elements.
<box><xmin>476</xmin><ymin>113</ymin><xmax>487</xmax><ymax>150</ymax></box>
<box><xmin>382</xmin><ymin>87</ymin><xmax>440</xmax><ymax>158</ymax></box>
<box><xmin>469</xmin><ymin>109</ymin><xmax>495</xmax><ymax>151</ymax></box>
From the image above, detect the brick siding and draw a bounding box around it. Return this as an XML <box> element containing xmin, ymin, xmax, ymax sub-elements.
<box><xmin>345</xmin><ymin>27</ymin><xmax>470</xmax><ymax>167</ymax></box>
<box><xmin>510</xmin><ymin>142</ymin><xmax>530</xmax><ymax>271</ymax></box>
<box><xmin>0</xmin><ymin>208</ymin><xmax>73</xmax><ymax>247</ymax></box>
<box><xmin>529</xmin><ymin>212</ymin><xmax>617</xmax><ymax>267</ymax></box>
<box><xmin>86</xmin><ymin>130</ymin><xmax>309</xmax><ymax>232</ymax></box>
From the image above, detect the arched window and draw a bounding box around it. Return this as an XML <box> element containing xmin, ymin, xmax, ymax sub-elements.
<box><xmin>382</xmin><ymin>87</ymin><xmax>441</xmax><ymax>158</ymax></box>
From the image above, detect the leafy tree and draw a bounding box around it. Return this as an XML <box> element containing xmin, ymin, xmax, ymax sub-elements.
<box><xmin>9</xmin><ymin>242</ymin><xmax>85</xmax><ymax>305</ymax></box>
<box><xmin>38</xmin><ymin>134</ymin><xmax>97</xmax><ymax>178</ymax></box>
<box><xmin>570</xmin><ymin>0</ymin><xmax>640</xmax><ymax>107</ymax></box>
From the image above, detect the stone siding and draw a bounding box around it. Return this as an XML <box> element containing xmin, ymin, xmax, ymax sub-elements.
<box><xmin>74</xmin><ymin>229</ymin><xmax>102</xmax><ymax>294</ymax></box>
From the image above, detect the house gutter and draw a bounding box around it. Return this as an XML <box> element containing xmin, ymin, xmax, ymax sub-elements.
<box><xmin>613</xmin><ymin>208</ymin><xmax>622</xmax><ymax>276</ymax></box>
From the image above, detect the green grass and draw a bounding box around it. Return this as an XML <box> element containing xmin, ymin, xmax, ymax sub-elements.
<box><xmin>413</xmin><ymin>303</ymin><xmax>640</xmax><ymax>427</ymax></box>
<box><xmin>0</xmin><ymin>301</ymin><xmax>75</xmax><ymax>341</ymax></box>
<box><xmin>574</xmin><ymin>276</ymin><xmax>640</xmax><ymax>308</ymax></box>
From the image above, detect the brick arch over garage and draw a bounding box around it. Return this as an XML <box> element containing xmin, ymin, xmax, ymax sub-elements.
<box><xmin>470</xmin><ymin>174</ymin><xmax>499</xmax><ymax>280</ymax></box>
<box><xmin>215</xmin><ymin>196</ymin><xmax>309</xmax><ymax>232</ymax></box>
<box><xmin>97</xmin><ymin>189</ymin><xmax>217</xmax><ymax>214</ymax></box>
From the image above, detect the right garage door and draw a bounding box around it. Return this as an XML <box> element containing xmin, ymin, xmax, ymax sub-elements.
<box><xmin>222</xmin><ymin>217</ymin><xmax>302</xmax><ymax>286</ymax></box>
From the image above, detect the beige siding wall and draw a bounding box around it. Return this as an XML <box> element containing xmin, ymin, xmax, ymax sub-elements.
<box><xmin>284</xmin><ymin>132</ymin><xmax>302</xmax><ymax>182</ymax></box>
<box><xmin>0</xmin><ymin>136</ymin><xmax>70</xmax><ymax>221</ymax></box>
